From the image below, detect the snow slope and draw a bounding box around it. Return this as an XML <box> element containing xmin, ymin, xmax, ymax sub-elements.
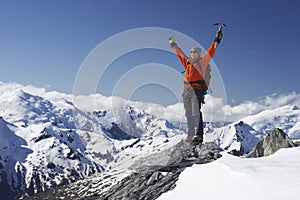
<box><xmin>159</xmin><ymin>146</ymin><xmax>300</xmax><ymax>200</ymax></box>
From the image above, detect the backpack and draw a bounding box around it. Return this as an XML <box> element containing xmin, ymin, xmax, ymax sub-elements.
<box><xmin>197</xmin><ymin>61</ymin><xmax>212</xmax><ymax>91</ymax></box>
<box><xmin>204</xmin><ymin>63</ymin><xmax>211</xmax><ymax>90</ymax></box>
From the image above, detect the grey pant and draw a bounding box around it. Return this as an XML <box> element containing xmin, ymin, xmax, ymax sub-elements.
<box><xmin>182</xmin><ymin>88</ymin><xmax>204</xmax><ymax>136</ymax></box>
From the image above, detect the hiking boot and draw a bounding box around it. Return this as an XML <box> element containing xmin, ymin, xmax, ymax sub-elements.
<box><xmin>185</xmin><ymin>136</ymin><xmax>194</xmax><ymax>142</ymax></box>
<box><xmin>193</xmin><ymin>135</ymin><xmax>203</xmax><ymax>143</ymax></box>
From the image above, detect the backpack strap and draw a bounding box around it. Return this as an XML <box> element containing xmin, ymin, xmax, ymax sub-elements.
<box><xmin>184</xmin><ymin>80</ymin><xmax>206</xmax><ymax>85</ymax></box>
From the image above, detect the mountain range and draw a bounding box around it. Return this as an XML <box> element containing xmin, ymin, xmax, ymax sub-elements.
<box><xmin>0</xmin><ymin>82</ymin><xmax>299</xmax><ymax>199</ymax></box>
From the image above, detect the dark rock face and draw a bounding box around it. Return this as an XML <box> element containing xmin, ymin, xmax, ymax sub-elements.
<box><xmin>0</xmin><ymin>171</ymin><xmax>16</xmax><ymax>200</ymax></box>
<box><xmin>247</xmin><ymin>128</ymin><xmax>296</xmax><ymax>158</ymax></box>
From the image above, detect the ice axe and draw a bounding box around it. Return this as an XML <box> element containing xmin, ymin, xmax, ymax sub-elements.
<box><xmin>213</xmin><ymin>23</ymin><xmax>227</xmax><ymax>31</ymax></box>
<box><xmin>213</xmin><ymin>23</ymin><xmax>226</xmax><ymax>47</ymax></box>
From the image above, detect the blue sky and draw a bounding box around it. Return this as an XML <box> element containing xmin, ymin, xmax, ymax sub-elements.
<box><xmin>0</xmin><ymin>0</ymin><xmax>299</xmax><ymax>106</ymax></box>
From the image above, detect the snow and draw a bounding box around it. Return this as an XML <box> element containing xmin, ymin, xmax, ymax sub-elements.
<box><xmin>1</xmin><ymin>82</ymin><xmax>300</xmax><ymax>198</ymax></box>
<box><xmin>159</xmin><ymin>146</ymin><xmax>300</xmax><ymax>200</ymax></box>
<box><xmin>242</xmin><ymin>105</ymin><xmax>300</xmax><ymax>139</ymax></box>
<box><xmin>204</xmin><ymin>104</ymin><xmax>300</xmax><ymax>154</ymax></box>
<box><xmin>0</xmin><ymin>82</ymin><xmax>187</xmax><ymax>196</ymax></box>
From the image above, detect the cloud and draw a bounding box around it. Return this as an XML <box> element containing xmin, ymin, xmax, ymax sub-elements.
<box><xmin>205</xmin><ymin>92</ymin><xmax>300</xmax><ymax>122</ymax></box>
<box><xmin>144</xmin><ymin>92</ymin><xmax>300</xmax><ymax>123</ymax></box>
<box><xmin>0</xmin><ymin>82</ymin><xmax>46</xmax><ymax>96</ymax></box>
<box><xmin>2</xmin><ymin>82</ymin><xmax>299</xmax><ymax>123</ymax></box>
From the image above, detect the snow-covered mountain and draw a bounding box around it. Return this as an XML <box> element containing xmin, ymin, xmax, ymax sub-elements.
<box><xmin>0</xmin><ymin>87</ymin><xmax>106</xmax><ymax>198</ymax></box>
<box><xmin>0</xmin><ymin>82</ymin><xmax>300</xmax><ymax>199</ymax></box>
<box><xmin>0</xmin><ymin>82</ymin><xmax>185</xmax><ymax>199</ymax></box>
<box><xmin>205</xmin><ymin>104</ymin><xmax>300</xmax><ymax>155</ymax></box>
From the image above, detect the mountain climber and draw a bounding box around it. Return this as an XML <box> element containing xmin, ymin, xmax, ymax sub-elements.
<box><xmin>169</xmin><ymin>30</ymin><xmax>223</xmax><ymax>142</ymax></box>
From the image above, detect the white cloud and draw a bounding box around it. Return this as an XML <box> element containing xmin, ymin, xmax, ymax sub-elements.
<box><xmin>148</xmin><ymin>92</ymin><xmax>300</xmax><ymax>123</ymax></box>
<box><xmin>2</xmin><ymin>82</ymin><xmax>300</xmax><ymax>123</ymax></box>
<box><xmin>204</xmin><ymin>92</ymin><xmax>300</xmax><ymax>122</ymax></box>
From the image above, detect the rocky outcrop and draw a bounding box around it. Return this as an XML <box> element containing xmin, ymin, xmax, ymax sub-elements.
<box><xmin>129</xmin><ymin>140</ymin><xmax>222</xmax><ymax>172</ymax></box>
<box><xmin>23</xmin><ymin>141</ymin><xmax>222</xmax><ymax>200</ymax></box>
<box><xmin>247</xmin><ymin>128</ymin><xmax>296</xmax><ymax>158</ymax></box>
<box><xmin>92</xmin><ymin>141</ymin><xmax>222</xmax><ymax>200</ymax></box>
<box><xmin>98</xmin><ymin>171</ymin><xmax>179</xmax><ymax>200</ymax></box>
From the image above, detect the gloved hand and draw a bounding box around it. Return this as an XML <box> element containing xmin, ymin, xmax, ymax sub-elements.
<box><xmin>169</xmin><ymin>35</ymin><xmax>175</xmax><ymax>44</ymax></box>
<box><xmin>215</xmin><ymin>30</ymin><xmax>223</xmax><ymax>43</ymax></box>
<box><xmin>169</xmin><ymin>35</ymin><xmax>177</xmax><ymax>47</ymax></box>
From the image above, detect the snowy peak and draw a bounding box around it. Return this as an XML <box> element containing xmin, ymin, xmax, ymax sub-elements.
<box><xmin>125</xmin><ymin>105</ymin><xmax>180</xmax><ymax>138</ymax></box>
<box><xmin>0</xmin><ymin>114</ymin><xmax>105</xmax><ymax>198</ymax></box>
<box><xmin>210</xmin><ymin>104</ymin><xmax>300</xmax><ymax>156</ymax></box>
<box><xmin>292</xmin><ymin>105</ymin><xmax>299</xmax><ymax>110</ymax></box>
<box><xmin>0</xmin><ymin>116</ymin><xmax>31</xmax><ymax>170</ymax></box>
<box><xmin>1</xmin><ymin>82</ymin><xmax>300</xmax><ymax>199</ymax></box>
<box><xmin>0</xmin><ymin>86</ymin><xmax>108</xmax><ymax>198</ymax></box>
<box><xmin>0</xmin><ymin>117</ymin><xmax>32</xmax><ymax>198</ymax></box>
<box><xmin>89</xmin><ymin>104</ymin><xmax>183</xmax><ymax>140</ymax></box>
<box><xmin>0</xmin><ymin>89</ymin><xmax>74</xmax><ymax>130</ymax></box>
<box><xmin>242</xmin><ymin>104</ymin><xmax>300</xmax><ymax>139</ymax></box>
<box><xmin>215</xmin><ymin>121</ymin><xmax>259</xmax><ymax>155</ymax></box>
<box><xmin>0</xmin><ymin>83</ymin><xmax>185</xmax><ymax>199</ymax></box>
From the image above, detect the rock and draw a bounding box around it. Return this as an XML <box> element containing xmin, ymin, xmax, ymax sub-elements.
<box><xmin>22</xmin><ymin>141</ymin><xmax>223</xmax><ymax>200</ymax></box>
<box><xmin>91</xmin><ymin>141</ymin><xmax>222</xmax><ymax>200</ymax></box>
<box><xmin>247</xmin><ymin>128</ymin><xmax>296</xmax><ymax>158</ymax></box>
<box><xmin>129</xmin><ymin>141</ymin><xmax>222</xmax><ymax>173</ymax></box>
<box><xmin>98</xmin><ymin>171</ymin><xmax>179</xmax><ymax>200</ymax></box>
<box><xmin>46</xmin><ymin>162</ymin><xmax>56</xmax><ymax>169</ymax></box>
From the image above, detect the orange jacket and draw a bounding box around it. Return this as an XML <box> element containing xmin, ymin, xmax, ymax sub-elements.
<box><xmin>172</xmin><ymin>41</ymin><xmax>218</xmax><ymax>90</ymax></box>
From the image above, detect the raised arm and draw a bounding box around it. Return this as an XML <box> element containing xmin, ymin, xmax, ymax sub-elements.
<box><xmin>169</xmin><ymin>36</ymin><xmax>188</xmax><ymax>69</ymax></box>
<box><xmin>202</xmin><ymin>41</ymin><xmax>218</xmax><ymax>68</ymax></box>
<box><xmin>202</xmin><ymin>30</ymin><xmax>223</xmax><ymax>67</ymax></box>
